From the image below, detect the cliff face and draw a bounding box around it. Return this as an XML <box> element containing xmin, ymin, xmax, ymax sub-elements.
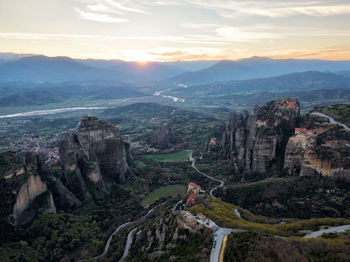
<box><xmin>222</xmin><ymin>98</ymin><xmax>300</xmax><ymax>174</ymax></box>
<box><xmin>151</xmin><ymin>123</ymin><xmax>173</xmax><ymax>149</ymax></box>
<box><xmin>59</xmin><ymin>116</ymin><xmax>133</xmax><ymax>200</ymax></box>
<box><xmin>284</xmin><ymin>114</ymin><xmax>350</xmax><ymax>176</ymax></box>
<box><xmin>0</xmin><ymin>152</ymin><xmax>56</xmax><ymax>227</ymax></box>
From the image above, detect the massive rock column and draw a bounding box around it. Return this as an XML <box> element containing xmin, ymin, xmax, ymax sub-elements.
<box><xmin>59</xmin><ymin>116</ymin><xmax>133</xmax><ymax>200</ymax></box>
<box><xmin>221</xmin><ymin>98</ymin><xmax>300</xmax><ymax>175</ymax></box>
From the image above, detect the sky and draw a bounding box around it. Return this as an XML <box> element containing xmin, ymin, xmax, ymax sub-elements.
<box><xmin>0</xmin><ymin>0</ymin><xmax>350</xmax><ymax>61</ymax></box>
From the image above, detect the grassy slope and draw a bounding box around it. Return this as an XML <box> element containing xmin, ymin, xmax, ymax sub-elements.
<box><xmin>321</xmin><ymin>104</ymin><xmax>350</xmax><ymax>127</ymax></box>
<box><xmin>140</xmin><ymin>184</ymin><xmax>187</xmax><ymax>208</ymax></box>
<box><xmin>142</xmin><ymin>151</ymin><xmax>190</xmax><ymax>162</ymax></box>
<box><xmin>224</xmin><ymin>231</ymin><xmax>350</xmax><ymax>262</ymax></box>
<box><xmin>190</xmin><ymin>198</ymin><xmax>350</xmax><ymax>237</ymax></box>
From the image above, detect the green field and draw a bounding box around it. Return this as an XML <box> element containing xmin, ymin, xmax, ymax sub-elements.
<box><xmin>142</xmin><ymin>151</ymin><xmax>190</xmax><ymax>162</ymax></box>
<box><xmin>141</xmin><ymin>184</ymin><xmax>187</xmax><ymax>208</ymax></box>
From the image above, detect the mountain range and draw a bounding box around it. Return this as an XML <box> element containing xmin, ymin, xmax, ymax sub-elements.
<box><xmin>1</xmin><ymin>54</ymin><xmax>350</xmax><ymax>86</ymax></box>
<box><xmin>166</xmin><ymin>56</ymin><xmax>350</xmax><ymax>85</ymax></box>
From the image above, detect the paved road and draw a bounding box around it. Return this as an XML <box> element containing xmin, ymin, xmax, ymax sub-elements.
<box><xmin>189</xmin><ymin>151</ymin><xmax>224</xmax><ymax>198</ymax></box>
<box><xmin>119</xmin><ymin>228</ymin><xmax>138</xmax><ymax>262</ymax></box>
<box><xmin>82</xmin><ymin>202</ymin><xmax>166</xmax><ymax>261</ymax></box>
<box><xmin>234</xmin><ymin>209</ymin><xmax>241</xmax><ymax>218</ymax></box>
<box><xmin>172</xmin><ymin>200</ymin><xmax>183</xmax><ymax>213</ymax></box>
<box><xmin>188</xmin><ymin>151</ymin><xmax>244</xmax><ymax>262</ymax></box>
<box><xmin>183</xmin><ymin>210</ymin><xmax>244</xmax><ymax>262</ymax></box>
<box><xmin>304</xmin><ymin>225</ymin><xmax>350</xmax><ymax>239</ymax></box>
<box><xmin>211</xmin><ymin>228</ymin><xmax>244</xmax><ymax>262</ymax></box>
<box><xmin>311</xmin><ymin>112</ymin><xmax>350</xmax><ymax>131</ymax></box>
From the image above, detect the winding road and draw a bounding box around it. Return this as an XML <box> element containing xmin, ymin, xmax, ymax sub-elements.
<box><xmin>82</xmin><ymin>202</ymin><xmax>166</xmax><ymax>261</ymax></box>
<box><xmin>189</xmin><ymin>151</ymin><xmax>224</xmax><ymax>198</ymax></box>
<box><xmin>172</xmin><ymin>200</ymin><xmax>183</xmax><ymax>213</ymax></box>
<box><xmin>119</xmin><ymin>228</ymin><xmax>138</xmax><ymax>262</ymax></box>
<box><xmin>304</xmin><ymin>225</ymin><xmax>350</xmax><ymax>239</ymax></box>
<box><xmin>188</xmin><ymin>150</ymin><xmax>242</xmax><ymax>262</ymax></box>
<box><xmin>311</xmin><ymin>112</ymin><xmax>350</xmax><ymax>131</ymax></box>
<box><xmin>86</xmin><ymin>147</ymin><xmax>350</xmax><ymax>262</ymax></box>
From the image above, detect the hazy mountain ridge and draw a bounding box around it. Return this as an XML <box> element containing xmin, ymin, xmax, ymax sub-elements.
<box><xmin>166</xmin><ymin>57</ymin><xmax>350</xmax><ymax>85</ymax></box>
<box><xmin>0</xmin><ymin>55</ymin><xmax>127</xmax><ymax>83</ymax></box>
<box><xmin>162</xmin><ymin>71</ymin><xmax>350</xmax><ymax>98</ymax></box>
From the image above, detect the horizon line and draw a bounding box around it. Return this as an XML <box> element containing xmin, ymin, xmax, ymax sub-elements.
<box><xmin>2</xmin><ymin>51</ymin><xmax>350</xmax><ymax>63</ymax></box>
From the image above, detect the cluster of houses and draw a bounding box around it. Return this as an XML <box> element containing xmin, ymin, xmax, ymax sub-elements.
<box><xmin>284</xmin><ymin>100</ymin><xmax>299</xmax><ymax>110</ymax></box>
<box><xmin>295</xmin><ymin>128</ymin><xmax>315</xmax><ymax>137</ymax></box>
<box><xmin>186</xmin><ymin>182</ymin><xmax>204</xmax><ymax>205</ymax></box>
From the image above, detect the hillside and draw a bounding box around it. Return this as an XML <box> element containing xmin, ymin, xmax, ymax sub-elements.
<box><xmin>0</xmin><ymin>55</ymin><xmax>126</xmax><ymax>83</ymax></box>
<box><xmin>320</xmin><ymin>104</ymin><xmax>350</xmax><ymax>127</ymax></box>
<box><xmin>166</xmin><ymin>57</ymin><xmax>350</xmax><ymax>85</ymax></box>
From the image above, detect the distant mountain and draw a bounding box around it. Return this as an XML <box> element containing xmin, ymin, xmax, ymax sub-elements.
<box><xmin>0</xmin><ymin>52</ymin><xmax>35</xmax><ymax>60</ymax></box>
<box><xmin>337</xmin><ymin>71</ymin><xmax>350</xmax><ymax>78</ymax></box>
<box><xmin>78</xmin><ymin>59</ymin><xmax>186</xmax><ymax>82</ymax></box>
<box><xmin>0</xmin><ymin>55</ymin><xmax>125</xmax><ymax>83</ymax></box>
<box><xmin>0</xmin><ymin>89</ymin><xmax>61</xmax><ymax>106</ymax></box>
<box><xmin>226</xmin><ymin>88</ymin><xmax>350</xmax><ymax>109</ymax></box>
<box><xmin>166</xmin><ymin>57</ymin><xmax>350</xmax><ymax>85</ymax></box>
<box><xmin>226</xmin><ymin>71</ymin><xmax>350</xmax><ymax>93</ymax></box>
<box><xmin>0</xmin><ymin>59</ymin><xmax>9</xmax><ymax>66</ymax></box>
<box><xmin>0</xmin><ymin>82</ymin><xmax>145</xmax><ymax>107</ymax></box>
<box><xmin>166</xmin><ymin>60</ymin><xmax>218</xmax><ymax>72</ymax></box>
<box><xmin>164</xmin><ymin>71</ymin><xmax>350</xmax><ymax>99</ymax></box>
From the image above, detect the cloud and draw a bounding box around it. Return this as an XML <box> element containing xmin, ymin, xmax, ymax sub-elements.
<box><xmin>265</xmin><ymin>48</ymin><xmax>350</xmax><ymax>60</ymax></box>
<box><xmin>76</xmin><ymin>0</ymin><xmax>147</xmax><ymax>24</ymax></box>
<box><xmin>216</xmin><ymin>26</ymin><xmax>282</xmax><ymax>41</ymax></box>
<box><xmin>87</xmin><ymin>4</ymin><xmax>118</xmax><ymax>13</ymax></box>
<box><xmin>181</xmin><ymin>23</ymin><xmax>224</xmax><ymax>29</ymax></box>
<box><xmin>180</xmin><ymin>0</ymin><xmax>350</xmax><ymax>18</ymax></box>
<box><xmin>101</xmin><ymin>0</ymin><xmax>146</xmax><ymax>14</ymax></box>
<box><xmin>75</xmin><ymin>8</ymin><xmax>127</xmax><ymax>23</ymax></box>
<box><xmin>144</xmin><ymin>47</ymin><xmax>227</xmax><ymax>61</ymax></box>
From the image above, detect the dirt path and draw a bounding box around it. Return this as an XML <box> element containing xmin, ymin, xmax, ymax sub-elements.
<box><xmin>219</xmin><ymin>234</ymin><xmax>228</xmax><ymax>262</ymax></box>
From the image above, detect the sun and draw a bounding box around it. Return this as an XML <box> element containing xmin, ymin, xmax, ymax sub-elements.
<box><xmin>122</xmin><ymin>50</ymin><xmax>154</xmax><ymax>63</ymax></box>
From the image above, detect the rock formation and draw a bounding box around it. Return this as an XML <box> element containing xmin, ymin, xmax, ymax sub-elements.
<box><xmin>284</xmin><ymin>114</ymin><xmax>350</xmax><ymax>176</ymax></box>
<box><xmin>59</xmin><ymin>116</ymin><xmax>133</xmax><ymax>200</ymax></box>
<box><xmin>222</xmin><ymin>98</ymin><xmax>300</xmax><ymax>175</ymax></box>
<box><xmin>151</xmin><ymin>122</ymin><xmax>173</xmax><ymax>149</ymax></box>
<box><xmin>0</xmin><ymin>152</ymin><xmax>56</xmax><ymax>227</ymax></box>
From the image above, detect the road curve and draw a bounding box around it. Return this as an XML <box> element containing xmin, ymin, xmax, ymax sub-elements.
<box><xmin>304</xmin><ymin>225</ymin><xmax>350</xmax><ymax>239</ymax></box>
<box><xmin>188</xmin><ymin>151</ymin><xmax>242</xmax><ymax>262</ymax></box>
<box><xmin>118</xmin><ymin>228</ymin><xmax>138</xmax><ymax>262</ymax></box>
<box><xmin>82</xmin><ymin>202</ymin><xmax>166</xmax><ymax>261</ymax></box>
<box><xmin>172</xmin><ymin>200</ymin><xmax>183</xmax><ymax>213</ymax></box>
<box><xmin>311</xmin><ymin>112</ymin><xmax>350</xmax><ymax>131</ymax></box>
<box><xmin>189</xmin><ymin>151</ymin><xmax>223</xmax><ymax>198</ymax></box>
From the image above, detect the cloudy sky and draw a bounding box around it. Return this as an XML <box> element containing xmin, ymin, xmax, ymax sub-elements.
<box><xmin>1</xmin><ymin>0</ymin><xmax>350</xmax><ymax>61</ymax></box>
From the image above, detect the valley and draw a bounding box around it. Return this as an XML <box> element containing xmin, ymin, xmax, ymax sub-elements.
<box><xmin>2</xmin><ymin>0</ymin><xmax>350</xmax><ymax>260</ymax></box>
<box><xmin>1</xmin><ymin>99</ymin><xmax>349</xmax><ymax>262</ymax></box>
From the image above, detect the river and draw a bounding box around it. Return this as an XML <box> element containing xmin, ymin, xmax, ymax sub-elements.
<box><xmin>153</xmin><ymin>90</ymin><xmax>185</xmax><ymax>103</ymax></box>
<box><xmin>0</xmin><ymin>107</ymin><xmax>107</xmax><ymax>119</ymax></box>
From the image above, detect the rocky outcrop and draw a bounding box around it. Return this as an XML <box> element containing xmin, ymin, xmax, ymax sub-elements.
<box><xmin>151</xmin><ymin>122</ymin><xmax>173</xmax><ymax>149</ymax></box>
<box><xmin>177</xmin><ymin>211</ymin><xmax>205</xmax><ymax>233</ymax></box>
<box><xmin>284</xmin><ymin>122</ymin><xmax>350</xmax><ymax>176</ymax></box>
<box><xmin>51</xmin><ymin>178</ymin><xmax>82</xmax><ymax>210</ymax></box>
<box><xmin>222</xmin><ymin>111</ymin><xmax>249</xmax><ymax>172</ymax></box>
<box><xmin>59</xmin><ymin>116</ymin><xmax>133</xmax><ymax>200</ymax></box>
<box><xmin>12</xmin><ymin>173</ymin><xmax>56</xmax><ymax>226</ymax></box>
<box><xmin>222</xmin><ymin>98</ymin><xmax>300</xmax><ymax>175</ymax></box>
<box><xmin>284</xmin><ymin>131</ymin><xmax>316</xmax><ymax>175</ymax></box>
<box><xmin>0</xmin><ymin>152</ymin><xmax>56</xmax><ymax>227</ymax></box>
